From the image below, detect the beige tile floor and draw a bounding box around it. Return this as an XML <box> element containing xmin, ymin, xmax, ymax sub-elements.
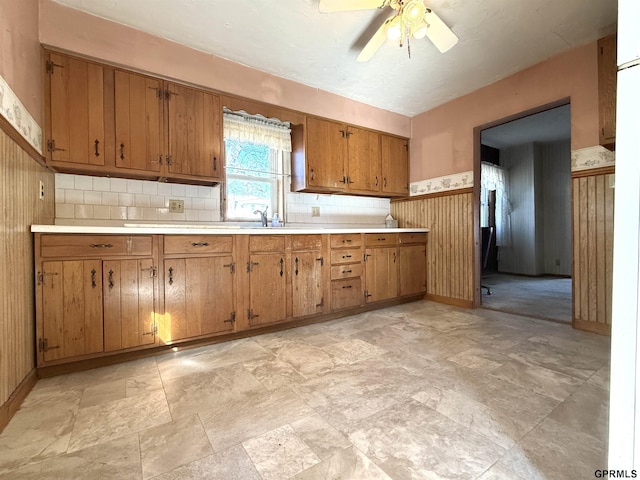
<box><xmin>0</xmin><ymin>301</ymin><xmax>610</xmax><ymax>480</ymax></box>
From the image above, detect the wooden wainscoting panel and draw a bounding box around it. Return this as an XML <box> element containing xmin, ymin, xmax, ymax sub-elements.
<box><xmin>391</xmin><ymin>191</ymin><xmax>473</xmax><ymax>305</ymax></box>
<box><xmin>572</xmin><ymin>173</ymin><xmax>614</xmax><ymax>334</ymax></box>
<box><xmin>0</xmin><ymin>128</ymin><xmax>55</xmax><ymax>417</ymax></box>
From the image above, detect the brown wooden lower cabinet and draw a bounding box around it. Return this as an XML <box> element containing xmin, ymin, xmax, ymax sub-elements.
<box><xmin>40</xmin><ymin>259</ymin><xmax>104</xmax><ymax>362</ymax></box>
<box><xmin>103</xmin><ymin>258</ymin><xmax>156</xmax><ymax>351</ymax></box>
<box><xmin>34</xmin><ymin>231</ymin><xmax>426</xmax><ymax>368</ymax></box>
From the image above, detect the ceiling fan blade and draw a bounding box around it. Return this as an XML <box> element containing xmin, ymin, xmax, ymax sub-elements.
<box><xmin>357</xmin><ymin>15</ymin><xmax>394</xmax><ymax>62</ymax></box>
<box><xmin>319</xmin><ymin>0</ymin><xmax>388</xmax><ymax>13</ymax></box>
<box><xmin>424</xmin><ymin>8</ymin><xmax>458</xmax><ymax>53</ymax></box>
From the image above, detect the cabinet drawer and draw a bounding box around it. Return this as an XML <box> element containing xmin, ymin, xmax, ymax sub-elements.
<box><xmin>330</xmin><ymin>248</ymin><xmax>362</xmax><ymax>265</ymax></box>
<box><xmin>164</xmin><ymin>235</ymin><xmax>232</xmax><ymax>255</ymax></box>
<box><xmin>249</xmin><ymin>235</ymin><xmax>286</xmax><ymax>252</ymax></box>
<box><xmin>331</xmin><ymin>278</ymin><xmax>362</xmax><ymax>310</ymax></box>
<box><xmin>330</xmin><ymin>234</ymin><xmax>362</xmax><ymax>248</ymax></box>
<box><xmin>330</xmin><ymin>263</ymin><xmax>363</xmax><ymax>280</ymax></box>
<box><xmin>365</xmin><ymin>233</ymin><xmax>398</xmax><ymax>246</ymax></box>
<box><xmin>40</xmin><ymin>235</ymin><xmax>152</xmax><ymax>257</ymax></box>
<box><xmin>399</xmin><ymin>232</ymin><xmax>427</xmax><ymax>244</ymax></box>
<box><xmin>291</xmin><ymin>235</ymin><xmax>322</xmax><ymax>251</ymax></box>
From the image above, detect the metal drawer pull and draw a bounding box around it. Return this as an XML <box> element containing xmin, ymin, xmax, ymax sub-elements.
<box><xmin>377</xmin><ymin>237</ymin><xmax>386</xmax><ymax>241</ymax></box>
<box><xmin>342</xmin><ymin>239</ymin><xmax>352</xmax><ymax>243</ymax></box>
<box><xmin>342</xmin><ymin>254</ymin><xmax>352</xmax><ymax>259</ymax></box>
<box><xmin>295</xmin><ymin>257</ymin><xmax>299</xmax><ymax>275</ymax></box>
<box><xmin>191</xmin><ymin>242</ymin><xmax>209</xmax><ymax>247</ymax></box>
<box><xmin>343</xmin><ymin>269</ymin><xmax>352</xmax><ymax>273</ymax></box>
<box><xmin>94</xmin><ymin>139</ymin><xmax>100</xmax><ymax>157</ymax></box>
<box><xmin>90</xmin><ymin>243</ymin><xmax>113</xmax><ymax>248</ymax></box>
<box><xmin>342</xmin><ymin>285</ymin><xmax>353</xmax><ymax>289</ymax></box>
<box><xmin>280</xmin><ymin>258</ymin><xmax>284</xmax><ymax>277</ymax></box>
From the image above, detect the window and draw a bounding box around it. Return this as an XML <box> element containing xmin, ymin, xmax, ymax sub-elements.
<box><xmin>222</xmin><ymin>110</ymin><xmax>291</xmax><ymax>222</ymax></box>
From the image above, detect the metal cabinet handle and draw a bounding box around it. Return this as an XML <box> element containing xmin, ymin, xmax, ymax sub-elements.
<box><xmin>191</xmin><ymin>242</ymin><xmax>209</xmax><ymax>247</ymax></box>
<box><xmin>168</xmin><ymin>267</ymin><xmax>174</xmax><ymax>285</ymax></box>
<box><xmin>120</xmin><ymin>143</ymin><xmax>125</xmax><ymax>160</ymax></box>
<box><xmin>377</xmin><ymin>238</ymin><xmax>386</xmax><ymax>241</ymax></box>
<box><xmin>90</xmin><ymin>269</ymin><xmax>97</xmax><ymax>288</ymax></box>
<box><xmin>94</xmin><ymin>139</ymin><xmax>100</xmax><ymax>157</ymax></box>
<box><xmin>295</xmin><ymin>257</ymin><xmax>299</xmax><ymax>275</ymax></box>
<box><xmin>383</xmin><ymin>177</ymin><xmax>387</xmax><ymax>188</ymax></box>
<box><xmin>279</xmin><ymin>258</ymin><xmax>284</xmax><ymax>277</ymax></box>
<box><xmin>375</xmin><ymin>176</ymin><xmax>378</xmax><ymax>186</ymax></box>
<box><xmin>316</xmin><ymin>257</ymin><xmax>324</xmax><ymax>266</ymax></box>
<box><xmin>310</xmin><ymin>169</ymin><xmax>315</xmax><ymax>181</ymax></box>
<box><xmin>108</xmin><ymin>269</ymin><xmax>114</xmax><ymax>289</ymax></box>
<box><xmin>342</xmin><ymin>239</ymin><xmax>352</xmax><ymax>243</ymax></box>
<box><xmin>343</xmin><ymin>269</ymin><xmax>352</xmax><ymax>274</ymax></box>
<box><xmin>342</xmin><ymin>254</ymin><xmax>352</xmax><ymax>259</ymax></box>
<box><xmin>213</xmin><ymin>156</ymin><xmax>218</xmax><ymax>171</ymax></box>
<box><xmin>393</xmin><ymin>252</ymin><xmax>397</xmax><ymax>262</ymax></box>
<box><xmin>90</xmin><ymin>243</ymin><xmax>113</xmax><ymax>249</ymax></box>
<box><xmin>339</xmin><ymin>175</ymin><xmax>347</xmax><ymax>184</ymax></box>
<box><xmin>342</xmin><ymin>285</ymin><xmax>353</xmax><ymax>289</ymax></box>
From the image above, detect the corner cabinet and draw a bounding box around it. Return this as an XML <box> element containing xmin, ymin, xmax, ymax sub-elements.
<box><xmin>45</xmin><ymin>51</ymin><xmax>223</xmax><ymax>184</ymax></box>
<box><xmin>292</xmin><ymin>117</ymin><xmax>410</xmax><ymax>198</ymax></box>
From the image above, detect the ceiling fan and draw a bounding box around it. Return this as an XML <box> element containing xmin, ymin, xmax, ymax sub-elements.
<box><xmin>319</xmin><ymin>0</ymin><xmax>459</xmax><ymax>61</ymax></box>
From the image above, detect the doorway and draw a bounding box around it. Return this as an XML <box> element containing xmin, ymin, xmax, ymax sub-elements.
<box><xmin>475</xmin><ymin>103</ymin><xmax>572</xmax><ymax>323</ymax></box>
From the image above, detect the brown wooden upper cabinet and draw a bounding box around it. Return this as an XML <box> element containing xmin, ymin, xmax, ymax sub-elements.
<box><xmin>292</xmin><ymin>117</ymin><xmax>409</xmax><ymax>198</ymax></box>
<box><xmin>45</xmin><ymin>52</ymin><xmax>106</xmax><ymax>169</ymax></box>
<box><xmin>598</xmin><ymin>34</ymin><xmax>617</xmax><ymax>149</ymax></box>
<box><xmin>46</xmin><ymin>51</ymin><xmax>223</xmax><ymax>184</ymax></box>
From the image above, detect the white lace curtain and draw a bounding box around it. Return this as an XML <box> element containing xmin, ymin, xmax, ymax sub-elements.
<box><xmin>481</xmin><ymin>162</ymin><xmax>512</xmax><ymax>247</ymax></box>
<box><xmin>223</xmin><ymin>110</ymin><xmax>292</xmax><ymax>152</ymax></box>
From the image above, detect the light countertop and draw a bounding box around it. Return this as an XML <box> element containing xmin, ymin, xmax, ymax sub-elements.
<box><xmin>31</xmin><ymin>224</ymin><xmax>429</xmax><ymax>235</ymax></box>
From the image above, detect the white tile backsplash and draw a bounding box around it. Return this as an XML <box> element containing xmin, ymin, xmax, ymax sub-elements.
<box><xmin>54</xmin><ymin>174</ymin><xmax>390</xmax><ymax>226</ymax></box>
<box><xmin>55</xmin><ymin>174</ymin><xmax>222</xmax><ymax>223</ymax></box>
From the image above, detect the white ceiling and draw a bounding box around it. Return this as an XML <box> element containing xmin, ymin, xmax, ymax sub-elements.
<box><xmin>481</xmin><ymin>104</ymin><xmax>571</xmax><ymax>149</ymax></box>
<box><xmin>52</xmin><ymin>0</ymin><xmax>617</xmax><ymax>117</ymax></box>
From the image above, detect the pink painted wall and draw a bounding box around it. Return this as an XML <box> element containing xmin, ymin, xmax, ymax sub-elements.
<box><xmin>410</xmin><ymin>42</ymin><xmax>599</xmax><ymax>181</ymax></box>
<box><xmin>0</xmin><ymin>0</ymin><xmax>43</xmax><ymax>125</ymax></box>
<box><xmin>38</xmin><ymin>0</ymin><xmax>411</xmax><ymax>137</ymax></box>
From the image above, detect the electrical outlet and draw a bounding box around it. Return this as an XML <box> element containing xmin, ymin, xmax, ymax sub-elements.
<box><xmin>39</xmin><ymin>181</ymin><xmax>45</xmax><ymax>200</ymax></box>
<box><xmin>311</xmin><ymin>206</ymin><xmax>320</xmax><ymax>217</ymax></box>
<box><xmin>555</xmin><ymin>259</ymin><xmax>561</xmax><ymax>267</ymax></box>
<box><xmin>169</xmin><ymin>199</ymin><xmax>185</xmax><ymax>213</ymax></box>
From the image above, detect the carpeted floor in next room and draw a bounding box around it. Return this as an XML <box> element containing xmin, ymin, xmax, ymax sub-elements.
<box><xmin>0</xmin><ymin>300</ymin><xmax>608</xmax><ymax>480</ymax></box>
<box><xmin>481</xmin><ymin>273</ymin><xmax>572</xmax><ymax>323</ymax></box>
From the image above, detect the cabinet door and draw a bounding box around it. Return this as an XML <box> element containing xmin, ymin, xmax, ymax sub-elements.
<box><xmin>381</xmin><ymin>135</ymin><xmax>409</xmax><ymax>196</ymax></box>
<box><xmin>114</xmin><ymin>70</ymin><xmax>163</xmax><ymax>173</ymax></box>
<box><xmin>365</xmin><ymin>247</ymin><xmax>398</xmax><ymax>303</ymax></box>
<box><xmin>598</xmin><ymin>35</ymin><xmax>617</xmax><ymax>146</ymax></box>
<box><xmin>47</xmin><ymin>53</ymin><xmax>105</xmax><ymax>166</ymax></box>
<box><xmin>399</xmin><ymin>245</ymin><xmax>427</xmax><ymax>296</ymax></box>
<box><xmin>347</xmin><ymin>127</ymin><xmax>381</xmax><ymax>192</ymax></box>
<box><xmin>103</xmin><ymin>259</ymin><xmax>156</xmax><ymax>351</ymax></box>
<box><xmin>306</xmin><ymin>117</ymin><xmax>347</xmax><ymax>190</ymax></box>
<box><xmin>166</xmin><ymin>83</ymin><xmax>222</xmax><ymax>180</ymax></box>
<box><xmin>292</xmin><ymin>252</ymin><xmax>324</xmax><ymax>317</ymax></box>
<box><xmin>163</xmin><ymin>256</ymin><xmax>235</xmax><ymax>341</ymax></box>
<box><xmin>248</xmin><ymin>253</ymin><xmax>287</xmax><ymax>326</ymax></box>
<box><xmin>41</xmin><ymin>260</ymin><xmax>103</xmax><ymax>362</ymax></box>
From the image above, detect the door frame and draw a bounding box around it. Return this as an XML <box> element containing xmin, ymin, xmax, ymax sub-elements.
<box><xmin>471</xmin><ymin>97</ymin><xmax>571</xmax><ymax>307</ymax></box>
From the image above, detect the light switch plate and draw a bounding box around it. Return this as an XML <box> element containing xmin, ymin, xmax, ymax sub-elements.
<box><xmin>311</xmin><ymin>206</ymin><xmax>320</xmax><ymax>217</ymax></box>
<box><xmin>39</xmin><ymin>181</ymin><xmax>45</xmax><ymax>200</ymax></box>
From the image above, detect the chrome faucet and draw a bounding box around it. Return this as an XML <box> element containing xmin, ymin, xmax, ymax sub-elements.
<box><xmin>253</xmin><ymin>206</ymin><xmax>268</xmax><ymax>227</ymax></box>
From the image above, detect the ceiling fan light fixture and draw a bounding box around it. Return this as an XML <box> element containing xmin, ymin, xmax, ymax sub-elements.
<box><xmin>411</xmin><ymin>21</ymin><xmax>428</xmax><ymax>39</ymax></box>
<box><xmin>402</xmin><ymin>0</ymin><xmax>426</xmax><ymax>26</ymax></box>
<box><xmin>385</xmin><ymin>16</ymin><xmax>402</xmax><ymax>40</ymax></box>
